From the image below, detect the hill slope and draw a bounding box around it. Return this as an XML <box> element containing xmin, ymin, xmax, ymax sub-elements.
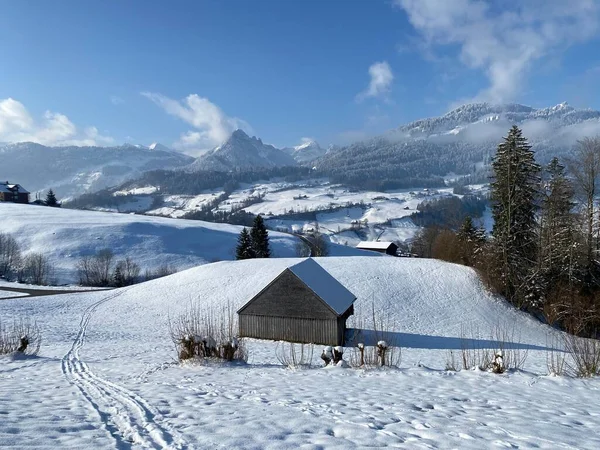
<box><xmin>1</xmin><ymin>256</ymin><xmax>594</xmax><ymax>449</ymax></box>
<box><xmin>1</xmin><ymin>203</ymin><xmax>374</xmax><ymax>284</ymax></box>
<box><xmin>0</xmin><ymin>203</ymin><xmax>300</xmax><ymax>283</ymax></box>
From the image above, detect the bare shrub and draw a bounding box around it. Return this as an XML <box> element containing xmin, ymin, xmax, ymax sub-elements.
<box><xmin>19</xmin><ymin>253</ymin><xmax>53</xmax><ymax>285</ymax></box>
<box><xmin>295</xmin><ymin>240</ymin><xmax>311</xmax><ymax>257</ymax></box>
<box><xmin>0</xmin><ymin>233</ymin><xmax>22</xmax><ymax>279</ymax></box>
<box><xmin>563</xmin><ymin>334</ymin><xmax>600</xmax><ymax>377</ymax></box>
<box><xmin>348</xmin><ymin>300</ymin><xmax>401</xmax><ymax>368</ymax></box>
<box><xmin>445</xmin><ymin>350</ymin><xmax>459</xmax><ymax>371</ymax></box>
<box><xmin>459</xmin><ymin>324</ymin><xmax>493</xmax><ymax>371</ymax></box>
<box><xmin>168</xmin><ymin>301</ymin><xmax>246</xmax><ymax>363</ymax></box>
<box><xmin>275</xmin><ymin>342</ymin><xmax>314</xmax><ymax>369</ymax></box>
<box><xmin>0</xmin><ymin>317</ymin><xmax>42</xmax><ymax>356</ymax></box>
<box><xmin>77</xmin><ymin>248</ymin><xmax>115</xmax><ymax>286</ymax></box>
<box><xmin>144</xmin><ymin>264</ymin><xmax>178</xmax><ymax>281</ymax></box>
<box><xmin>546</xmin><ymin>335</ymin><xmax>567</xmax><ymax>376</ymax></box>
<box><xmin>490</xmin><ymin>323</ymin><xmax>528</xmax><ymax>372</ymax></box>
<box><xmin>459</xmin><ymin>323</ymin><xmax>528</xmax><ymax>372</ymax></box>
<box><xmin>113</xmin><ymin>257</ymin><xmax>141</xmax><ymax>287</ymax></box>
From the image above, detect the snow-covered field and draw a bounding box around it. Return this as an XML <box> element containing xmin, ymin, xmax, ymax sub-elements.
<box><xmin>0</xmin><ymin>203</ymin><xmax>301</xmax><ymax>284</ymax></box>
<box><xmin>1</xmin><ymin>256</ymin><xmax>599</xmax><ymax>449</ymax></box>
<box><xmin>108</xmin><ymin>180</ymin><xmax>478</xmax><ymax>246</ymax></box>
<box><xmin>0</xmin><ymin>203</ymin><xmax>372</xmax><ymax>284</ymax></box>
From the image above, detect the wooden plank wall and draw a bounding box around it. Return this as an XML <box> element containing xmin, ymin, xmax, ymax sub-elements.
<box><xmin>239</xmin><ymin>314</ymin><xmax>342</xmax><ymax>346</ymax></box>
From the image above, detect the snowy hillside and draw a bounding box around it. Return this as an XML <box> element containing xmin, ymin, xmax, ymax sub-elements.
<box><xmin>0</xmin><ymin>141</ymin><xmax>193</xmax><ymax>199</ymax></box>
<box><xmin>187</xmin><ymin>129</ymin><xmax>297</xmax><ymax>172</ymax></box>
<box><xmin>0</xmin><ymin>203</ymin><xmax>375</xmax><ymax>284</ymax></box>
<box><xmin>77</xmin><ymin>179</ymin><xmax>469</xmax><ymax>245</ymax></box>
<box><xmin>2</xmin><ymin>256</ymin><xmax>598</xmax><ymax>449</ymax></box>
<box><xmin>394</xmin><ymin>102</ymin><xmax>600</xmax><ymax>139</ymax></box>
<box><xmin>0</xmin><ymin>203</ymin><xmax>300</xmax><ymax>284</ymax></box>
<box><xmin>315</xmin><ymin>102</ymin><xmax>600</xmax><ymax>189</ymax></box>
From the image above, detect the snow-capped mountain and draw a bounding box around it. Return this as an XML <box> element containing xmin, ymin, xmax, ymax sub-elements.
<box><xmin>0</xmin><ymin>142</ymin><xmax>193</xmax><ymax>199</ymax></box>
<box><xmin>187</xmin><ymin>129</ymin><xmax>297</xmax><ymax>172</ymax></box>
<box><xmin>315</xmin><ymin>102</ymin><xmax>600</xmax><ymax>189</ymax></box>
<box><xmin>148</xmin><ymin>142</ymin><xmax>172</xmax><ymax>152</ymax></box>
<box><xmin>392</xmin><ymin>102</ymin><xmax>600</xmax><ymax>140</ymax></box>
<box><xmin>282</xmin><ymin>140</ymin><xmax>327</xmax><ymax>163</ymax></box>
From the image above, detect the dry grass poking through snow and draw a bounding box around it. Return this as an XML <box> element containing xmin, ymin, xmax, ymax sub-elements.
<box><xmin>0</xmin><ymin>317</ymin><xmax>41</xmax><ymax>356</ymax></box>
<box><xmin>168</xmin><ymin>301</ymin><xmax>247</xmax><ymax>363</ymax></box>
<box><xmin>275</xmin><ymin>342</ymin><xmax>315</xmax><ymax>369</ymax></box>
<box><xmin>444</xmin><ymin>323</ymin><xmax>528</xmax><ymax>373</ymax></box>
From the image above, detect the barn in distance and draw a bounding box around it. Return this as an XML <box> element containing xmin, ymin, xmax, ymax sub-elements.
<box><xmin>356</xmin><ymin>241</ymin><xmax>398</xmax><ymax>256</ymax></box>
<box><xmin>237</xmin><ymin>258</ymin><xmax>356</xmax><ymax>346</ymax></box>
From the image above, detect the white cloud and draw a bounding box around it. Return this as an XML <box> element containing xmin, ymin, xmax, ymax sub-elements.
<box><xmin>110</xmin><ymin>95</ymin><xmax>124</xmax><ymax>105</ymax></box>
<box><xmin>357</xmin><ymin>61</ymin><xmax>394</xmax><ymax>101</ymax></box>
<box><xmin>142</xmin><ymin>92</ymin><xmax>251</xmax><ymax>156</ymax></box>
<box><xmin>395</xmin><ymin>0</ymin><xmax>600</xmax><ymax>103</ymax></box>
<box><xmin>0</xmin><ymin>98</ymin><xmax>113</xmax><ymax>146</ymax></box>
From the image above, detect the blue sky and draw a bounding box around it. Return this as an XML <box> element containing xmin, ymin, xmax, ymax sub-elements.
<box><xmin>1</xmin><ymin>0</ymin><xmax>599</xmax><ymax>155</ymax></box>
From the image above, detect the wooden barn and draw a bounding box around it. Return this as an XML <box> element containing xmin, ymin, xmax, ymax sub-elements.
<box><xmin>237</xmin><ymin>258</ymin><xmax>356</xmax><ymax>346</ymax></box>
<box><xmin>356</xmin><ymin>241</ymin><xmax>398</xmax><ymax>256</ymax></box>
<box><xmin>0</xmin><ymin>181</ymin><xmax>29</xmax><ymax>204</ymax></box>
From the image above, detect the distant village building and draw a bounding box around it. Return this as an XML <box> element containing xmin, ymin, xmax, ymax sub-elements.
<box><xmin>356</xmin><ymin>241</ymin><xmax>398</xmax><ymax>256</ymax></box>
<box><xmin>237</xmin><ymin>258</ymin><xmax>356</xmax><ymax>346</ymax></box>
<box><xmin>0</xmin><ymin>181</ymin><xmax>30</xmax><ymax>204</ymax></box>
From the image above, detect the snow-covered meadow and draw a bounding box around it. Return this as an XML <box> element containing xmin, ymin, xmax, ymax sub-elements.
<box><xmin>106</xmin><ymin>179</ymin><xmax>482</xmax><ymax>246</ymax></box>
<box><xmin>2</xmin><ymin>256</ymin><xmax>600</xmax><ymax>449</ymax></box>
<box><xmin>0</xmin><ymin>203</ymin><xmax>297</xmax><ymax>285</ymax></box>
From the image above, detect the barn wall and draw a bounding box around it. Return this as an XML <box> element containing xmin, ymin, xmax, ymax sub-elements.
<box><xmin>239</xmin><ymin>314</ymin><xmax>342</xmax><ymax>345</ymax></box>
<box><xmin>240</xmin><ymin>269</ymin><xmax>337</xmax><ymax>319</ymax></box>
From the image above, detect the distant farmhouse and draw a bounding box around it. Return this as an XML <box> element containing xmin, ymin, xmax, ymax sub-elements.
<box><xmin>238</xmin><ymin>258</ymin><xmax>356</xmax><ymax>346</ymax></box>
<box><xmin>0</xmin><ymin>181</ymin><xmax>29</xmax><ymax>204</ymax></box>
<box><xmin>356</xmin><ymin>241</ymin><xmax>398</xmax><ymax>256</ymax></box>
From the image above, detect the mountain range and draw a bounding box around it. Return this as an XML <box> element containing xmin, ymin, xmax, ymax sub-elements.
<box><xmin>0</xmin><ymin>142</ymin><xmax>193</xmax><ymax>199</ymax></box>
<box><xmin>313</xmin><ymin>102</ymin><xmax>600</xmax><ymax>189</ymax></box>
<box><xmin>3</xmin><ymin>102</ymin><xmax>600</xmax><ymax>199</ymax></box>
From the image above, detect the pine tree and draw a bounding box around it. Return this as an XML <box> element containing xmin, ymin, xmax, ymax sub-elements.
<box><xmin>250</xmin><ymin>215</ymin><xmax>271</xmax><ymax>258</ymax></box>
<box><xmin>235</xmin><ymin>227</ymin><xmax>255</xmax><ymax>260</ymax></box>
<box><xmin>490</xmin><ymin>126</ymin><xmax>540</xmax><ymax>307</ymax></box>
<box><xmin>45</xmin><ymin>189</ymin><xmax>58</xmax><ymax>207</ymax></box>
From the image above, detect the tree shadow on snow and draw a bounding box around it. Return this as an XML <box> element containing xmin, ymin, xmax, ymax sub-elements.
<box><xmin>346</xmin><ymin>329</ymin><xmax>552</xmax><ymax>351</ymax></box>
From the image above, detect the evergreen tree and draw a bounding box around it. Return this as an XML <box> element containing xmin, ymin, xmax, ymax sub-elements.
<box><xmin>45</xmin><ymin>189</ymin><xmax>58</xmax><ymax>207</ymax></box>
<box><xmin>112</xmin><ymin>264</ymin><xmax>126</xmax><ymax>288</ymax></box>
<box><xmin>540</xmin><ymin>157</ymin><xmax>577</xmax><ymax>280</ymax></box>
<box><xmin>250</xmin><ymin>215</ymin><xmax>271</xmax><ymax>258</ymax></box>
<box><xmin>490</xmin><ymin>126</ymin><xmax>540</xmax><ymax>308</ymax></box>
<box><xmin>235</xmin><ymin>227</ymin><xmax>255</xmax><ymax>260</ymax></box>
<box><xmin>457</xmin><ymin>216</ymin><xmax>486</xmax><ymax>266</ymax></box>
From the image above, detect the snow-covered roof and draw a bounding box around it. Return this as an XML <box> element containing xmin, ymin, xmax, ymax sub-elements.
<box><xmin>356</xmin><ymin>241</ymin><xmax>396</xmax><ymax>251</ymax></box>
<box><xmin>288</xmin><ymin>258</ymin><xmax>356</xmax><ymax>315</ymax></box>
<box><xmin>0</xmin><ymin>182</ymin><xmax>29</xmax><ymax>194</ymax></box>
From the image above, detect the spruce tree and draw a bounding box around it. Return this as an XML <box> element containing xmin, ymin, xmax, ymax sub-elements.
<box><xmin>490</xmin><ymin>126</ymin><xmax>540</xmax><ymax>307</ymax></box>
<box><xmin>235</xmin><ymin>227</ymin><xmax>255</xmax><ymax>260</ymax></box>
<box><xmin>540</xmin><ymin>157</ymin><xmax>577</xmax><ymax>280</ymax></box>
<box><xmin>45</xmin><ymin>189</ymin><xmax>58</xmax><ymax>207</ymax></box>
<box><xmin>250</xmin><ymin>215</ymin><xmax>271</xmax><ymax>258</ymax></box>
<box><xmin>113</xmin><ymin>264</ymin><xmax>125</xmax><ymax>287</ymax></box>
<box><xmin>457</xmin><ymin>216</ymin><xmax>486</xmax><ymax>266</ymax></box>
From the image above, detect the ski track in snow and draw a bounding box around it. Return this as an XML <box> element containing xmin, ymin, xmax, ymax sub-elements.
<box><xmin>61</xmin><ymin>290</ymin><xmax>187</xmax><ymax>449</ymax></box>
